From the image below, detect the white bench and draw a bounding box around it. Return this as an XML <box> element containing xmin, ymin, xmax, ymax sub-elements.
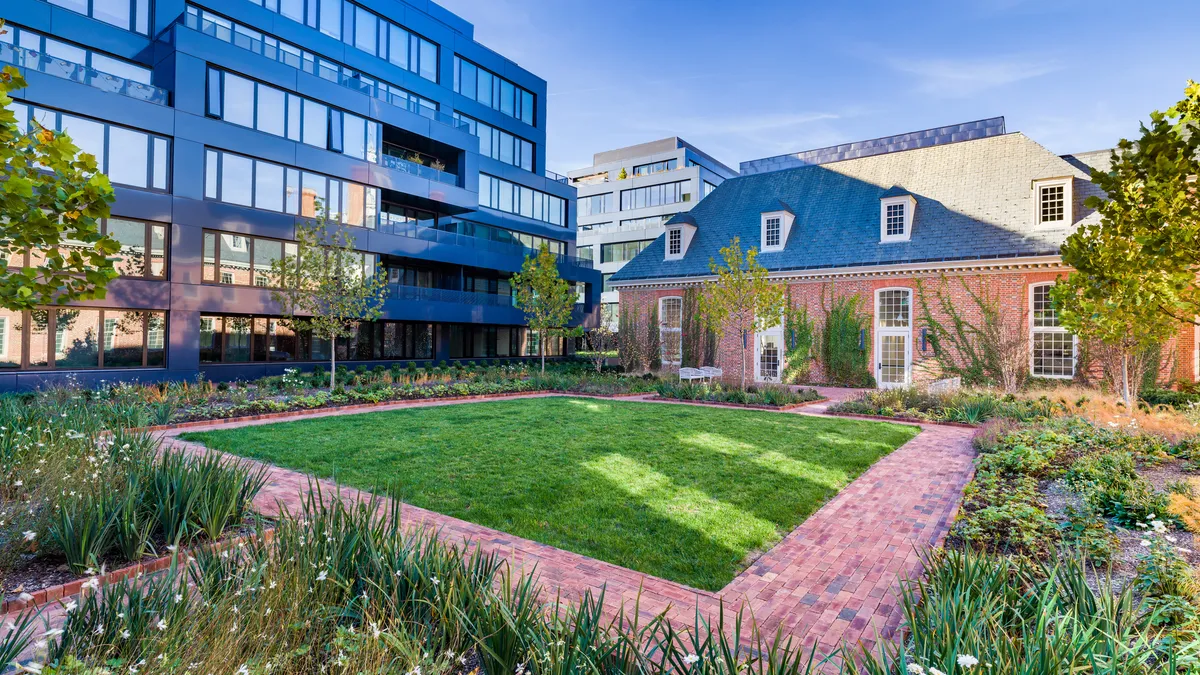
<box><xmin>679</xmin><ymin>367</ymin><xmax>706</xmax><ymax>382</ymax></box>
<box><xmin>700</xmin><ymin>366</ymin><xmax>723</xmax><ymax>381</ymax></box>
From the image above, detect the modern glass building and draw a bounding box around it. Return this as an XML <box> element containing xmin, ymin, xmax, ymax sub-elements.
<box><xmin>568</xmin><ymin>138</ymin><xmax>736</xmax><ymax>329</ymax></box>
<box><xmin>0</xmin><ymin>0</ymin><xmax>598</xmax><ymax>390</ymax></box>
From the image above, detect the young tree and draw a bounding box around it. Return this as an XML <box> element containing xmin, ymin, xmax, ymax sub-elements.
<box><xmin>511</xmin><ymin>243</ymin><xmax>578</xmax><ymax>373</ymax></box>
<box><xmin>583</xmin><ymin>324</ymin><xmax>615</xmax><ymax>373</ymax></box>
<box><xmin>1</xmin><ymin>60</ymin><xmax>120</xmax><ymax>311</ymax></box>
<box><xmin>1057</xmin><ymin>81</ymin><xmax>1200</xmax><ymax>327</ymax></box>
<box><xmin>697</xmin><ymin>237</ymin><xmax>786</xmax><ymax>390</ymax></box>
<box><xmin>270</xmin><ymin>213</ymin><xmax>389</xmax><ymax>389</ymax></box>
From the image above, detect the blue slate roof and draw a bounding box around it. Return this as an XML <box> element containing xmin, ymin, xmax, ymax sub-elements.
<box><xmin>610</xmin><ymin>133</ymin><xmax>1103</xmax><ymax>284</ymax></box>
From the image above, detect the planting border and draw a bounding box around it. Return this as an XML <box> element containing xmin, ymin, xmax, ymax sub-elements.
<box><xmin>644</xmin><ymin>395</ymin><xmax>829</xmax><ymax>411</ymax></box>
<box><xmin>821</xmin><ymin>410</ymin><xmax>978</xmax><ymax>428</ymax></box>
<box><xmin>1</xmin><ymin>530</ymin><xmax>273</xmax><ymax>615</ymax></box>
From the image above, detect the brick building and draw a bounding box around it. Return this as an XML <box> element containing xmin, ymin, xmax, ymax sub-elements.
<box><xmin>608</xmin><ymin>119</ymin><xmax>1191</xmax><ymax>388</ymax></box>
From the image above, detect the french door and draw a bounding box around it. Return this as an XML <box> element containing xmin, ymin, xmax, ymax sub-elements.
<box><xmin>874</xmin><ymin>288</ymin><xmax>912</xmax><ymax>389</ymax></box>
<box><xmin>755</xmin><ymin>329</ymin><xmax>783</xmax><ymax>383</ymax></box>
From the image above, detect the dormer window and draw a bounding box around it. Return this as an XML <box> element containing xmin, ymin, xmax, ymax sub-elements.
<box><xmin>879</xmin><ymin>194</ymin><xmax>916</xmax><ymax>243</ymax></box>
<box><xmin>668</xmin><ymin>228</ymin><xmax>682</xmax><ymax>256</ymax></box>
<box><xmin>1033</xmin><ymin>177</ymin><xmax>1072</xmax><ymax>226</ymax></box>
<box><xmin>765</xmin><ymin>217</ymin><xmax>781</xmax><ymax>248</ymax></box>
<box><xmin>759</xmin><ymin>207</ymin><xmax>792</xmax><ymax>252</ymax></box>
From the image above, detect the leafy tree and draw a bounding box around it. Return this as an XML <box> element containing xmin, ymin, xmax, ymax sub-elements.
<box><xmin>0</xmin><ymin>60</ymin><xmax>120</xmax><ymax>311</ymax></box>
<box><xmin>270</xmin><ymin>212</ymin><xmax>389</xmax><ymax>389</ymax></box>
<box><xmin>582</xmin><ymin>324</ymin><xmax>615</xmax><ymax>373</ymax></box>
<box><xmin>511</xmin><ymin>243</ymin><xmax>578</xmax><ymax>373</ymax></box>
<box><xmin>1052</xmin><ymin>80</ymin><xmax>1200</xmax><ymax>405</ymax></box>
<box><xmin>697</xmin><ymin>237</ymin><xmax>786</xmax><ymax>390</ymax></box>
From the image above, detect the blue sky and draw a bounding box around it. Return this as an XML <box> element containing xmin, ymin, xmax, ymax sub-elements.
<box><xmin>434</xmin><ymin>0</ymin><xmax>1200</xmax><ymax>174</ymax></box>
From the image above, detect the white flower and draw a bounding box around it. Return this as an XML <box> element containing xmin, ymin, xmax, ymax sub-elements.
<box><xmin>956</xmin><ymin>655</ymin><xmax>979</xmax><ymax>669</ymax></box>
<box><xmin>906</xmin><ymin>666</ymin><xmax>926</xmax><ymax>675</ymax></box>
<box><xmin>316</xmin><ymin>570</ymin><xmax>328</xmax><ymax>582</ymax></box>
<box><xmin>22</xmin><ymin>530</ymin><xmax>36</xmax><ymax>542</ymax></box>
<box><xmin>236</xmin><ymin>665</ymin><xmax>249</xmax><ymax>675</ymax></box>
<box><xmin>929</xmin><ymin>668</ymin><xmax>947</xmax><ymax>675</ymax></box>
<box><xmin>14</xmin><ymin>480</ymin><xmax>22</xmax><ymax>487</ymax></box>
<box><xmin>121</xmin><ymin>629</ymin><xmax>131</xmax><ymax>639</ymax></box>
<box><xmin>1141</xmin><ymin>539</ymin><xmax>1152</xmax><ymax>547</ymax></box>
<box><xmin>81</xmin><ymin>578</ymin><xmax>99</xmax><ymax>592</ymax></box>
<box><xmin>683</xmin><ymin>654</ymin><xmax>700</xmax><ymax>665</ymax></box>
<box><xmin>174</xmin><ymin>594</ymin><xmax>183</xmax><ymax>603</ymax></box>
<box><xmin>156</xmin><ymin>619</ymin><xmax>167</xmax><ymax>631</ymax></box>
<box><xmin>63</xmin><ymin>600</ymin><xmax>77</xmax><ymax>613</ymax></box>
<box><xmin>514</xmin><ymin>665</ymin><xmax>525</xmax><ymax>675</ymax></box>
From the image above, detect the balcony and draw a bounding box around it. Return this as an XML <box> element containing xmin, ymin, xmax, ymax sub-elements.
<box><xmin>545</xmin><ymin>169</ymin><xmax>569</xmax><ymax>184</ymax></box>
<box><xmin>389</xmin><ymin>284</ymin><xmax>515</xmax><ymax>307</ymax></box>
<box><xmin>377</xmin><ymin>217</ymin><xmax>594</xmax><ymax>269</ymax></box>
<box><xmin>179</xmin><ymin>12</ymin><xmax>468</xmax><ymax>131</ymax></box>
<box><xmin>380</xmin><ymin>150</ymin><xmax>459</xmax><ymax>186</ymax></box>
<box><xmin>0</xmin><ymin>42</ymin><xmax>168</xmax><ymax>105</ymax></box>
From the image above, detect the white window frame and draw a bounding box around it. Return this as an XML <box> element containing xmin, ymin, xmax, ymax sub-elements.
<box><xmin>0</xmin><ymin>316</ymin><xmax>7</xmax><ymax>358</ymax></box>
<box><xmin>1029</xmin><ymin>282</ymin><xmax>1076</xmax><ymax>379</ymax></box>
<box><xmin>760</xmin><ymin>214</ymin><xmax>784</xmax><ymax>252</ymax></box>
<box><xmin>873</xmin><ymin>287</ymin><xmax>913</xmax><ymax>388</ymax></box>
<box><xmin>659</xmin><ymin>296</ymin><xmax>683</xmax><ymax>365</ymax></box>
<box><xmin>1033</xmin><ymin>178</ymin><xmax>1072</xmax><ymax>227</ymax></box>
<box><xmin>879</xmin><ymin>195</ymin><xmax>915</xmax><ymax>243</ymax></box>
<box><xmin>665</xmin><ymin>227</ymin><xmax>684</xmax><ymax>260</ymax></box>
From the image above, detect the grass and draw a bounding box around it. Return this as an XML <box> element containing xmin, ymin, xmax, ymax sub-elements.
<box><xmin>181</xmin><ymin>397</ymin><xmax>918</xmax><ymax>590</ymax></box>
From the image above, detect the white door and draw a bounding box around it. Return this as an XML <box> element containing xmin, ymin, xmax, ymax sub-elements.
<box><xmin>755</xmin><ymin>329</ymin><xmax>783</xmax><ymax>383</ymax></box>
<box><xmin>875</xmin><ymin>289</ymin><xmax>912</xmax><ymax>389</ymax></box>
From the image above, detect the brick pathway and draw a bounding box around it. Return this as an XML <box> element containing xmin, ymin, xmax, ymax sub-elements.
<box><xmin>9</xmin><ymin>391</ymin><xmax>976</xmax><ymax>664</ymax></box>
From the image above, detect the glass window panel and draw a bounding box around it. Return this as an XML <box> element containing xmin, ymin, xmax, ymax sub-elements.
<box><xmin>389</xmin><ymin>25</ymin><xmax>409</xmax><ymax>69</ymax></box>
<box><xmin>55</xmin><ymin>309</ymin><xmax>101</xmax><ymax>369</ymax></box>
<box><xmin>221</xmin><ymin>154</ymin><xmax>254</xmax><ymax>206</ymax></box>
<box><xmin>106</xmin><ymin>127</ymin><xmax>148</xmax><ymax>188</ymax></box>
<box><xmin>342</xmin><ymin>183</ymin><xmax>364</xmax><ymax>226</ymax></box>
<box><xmin>521</xmin><ymin>90</ymin><xmax>534</xmax><ymax>125</ymax></box>
<box><xmin>254</xmin><ymin>239</ymin><xmax>281</xmax><ymax>287</ymax></box>
<box><xmin>149</xmin><ymin>225</ymin><xmax>166</xmax><ymax>278</ymax></box>
<box><xmin>252</xmin><ymin>317</ymin><xmax>269</xmax><ymax>361</ymax></box>
<box><xmin>256</xmin><ymin>85</ymin><xmax>286</xmax><ymax>137</ymax></box>
<box><xmin>45</xmin><ymin>38</ymin><xmax>86</xmax><ymax>66</ymax></box>
<box><xmin>202</xmin><ymin>232</ymin><xmax>216</xmax><ymax>282</ymax></box>
<box><xmin>58</xmin><ymin>115</ymin><xmax>105</xmax><ymax>168</ymax></box>
<box><xmin>280</xmin><ymin>0</ymin><xmax>303</xmax><ymax>22</ymax></box>
<box><xmin>476</xmin><ymin>69</ymin><xmax>492</xmax><ymax>106</ymax></box>
<box><xmin>104</xmin><ymin>310</ymin><xmax>145</xmax><ymax>368</ymax></box>
<box><xmin>107</xmin><ymin>218</ymin><xmax>147</xmax><ymax>277</ymax></box>
<box><xmin>28</xmin><ymin>310</ymin><xmax>50</xmax><ymax>367</ymax></box>
<box><xmin>460</xmin><ymin>60</ymin><xmax>476</xmax><ymax>99</ymax></box>
<box><xmin>500</xmin><ymin>80</ymin><xmax>514</xmax><ymax>117</ymax></box>
<box><xmin>223</xmin><ymin>74</ymin><xmax>256</xmax><ymax>128</ymax></box>
<box><xmin>91</xmin><ymin>53</ymin><xmax>151</xmax><ymax>84</ymax></box>
<box><xmin>0</xmin><ymin>310</ymin><xmax>22</xmax><ymax>369</ymax></box>
<box><xmin>92</xmin><ymin>0</ymin><xmax>131</xmax><ymax>30</ymax></box>
<box><xmin>254</xmin><ymin>161</ymin><xmax>285</xmax><ymax>212</ymax></box>
<box><xmin>419</xmin><ymin>39</ymin><xmax>437</xmax><ymax>81</ymax></box>
<box><xmin>286</xmin><ymin>168</ymin><xmax>300</xmax><ymax>213</ymax></box>
<box><xmin>220</xmin><ymin>234</ymin><xmax>251</xmax><ymax>285</ymax></box>
<box><xmin>342</xmin><ymin>113</ymin><xmax>365</xmax><ymax>160</ymax></box>
<box><xmin>205</xmin><ymin>150</ymin><xmax>219</xmax><ymax>199</ymax></box>
<box><xmin>286</xmin><ymin>93</ymin><xmax>302</xmax><ymax>140</ymax></box>
<box><xmin>48</xmin><ymin>0</ymin><xmax>88</xmax><ymax>14</ymax></box>
<box><xmin>318</xmin><ymin>0</ymin><xmax>341</xmax><ymax>39</ymax></box>
<box><xmin>225</xmin><ymin>316</ymin><xmax>252</xmax><ymax>362</ymax></box>
<box><xmin>152</xmin><ymin>137</ymin><xmax>168</xmax><ymax>190</ymax></box>
<box><xmin>302</xmin><ymin>99</ymin><xmax>327</xmax><ymax>148</ymax></box>
<box><xmin>200</xmin><ymin>315</ymin><xmax>223</xmax><ymax>362</ymax></box>
<box><xmin>301</xmin><ymin>173</ymin><xmax>326</xmax><ymax>217</ymax></box>
<box><xmin>145</xmin><ymin>312</ymin><xmax>165</xmax><ymax>365</ymax></box>
<box><xmin>354</xmin><ymin>7</ymin><xmax>376</xmax><ymax>54</ymax></box>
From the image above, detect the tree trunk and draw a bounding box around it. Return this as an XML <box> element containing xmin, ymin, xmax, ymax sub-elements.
<box><xmin>330</xmin><ymin>338</ymin><xmax>337</xmax><ymax>390</ymax></box>
<box><xmin>1121</xmin><ymin>351</ymin><xmax>1131</xmax><ymax>408</ymax></box>
<box><xmin>540</xmin><ymin>331</ymin><xmax>546</xmax><ymax>374</ymax></box>
<box><xmin>741</xmin><ymin>329</ymin><xmax>747</xmax><ymax>391</ymax></box>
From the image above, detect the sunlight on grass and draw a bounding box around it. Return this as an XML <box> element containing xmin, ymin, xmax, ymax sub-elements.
<box><xmin>582</xmin><ymin>453</ymin><xmax>779</xmax><ymax>553</ymax></box>
<box><xmin>565</xmin><ymin>399</ymin><xmax>609</xmax><ymax>413</ymax></box>
<box><xmin>681</xmin><ymin>432</ymin><xmax>845</xmax><ymax>489</ymax></box>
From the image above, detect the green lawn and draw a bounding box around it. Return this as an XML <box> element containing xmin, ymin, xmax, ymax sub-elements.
<box><xmin>181</xmin><ymin>397</ymin><xmax>918</xmax><ymax>590</ymax></box>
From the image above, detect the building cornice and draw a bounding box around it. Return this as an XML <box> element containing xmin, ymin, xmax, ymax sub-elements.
<box><xmin>609</xmin><ymin>255</ymin><xmax>1069</xmax><ymax>290</ymax></box>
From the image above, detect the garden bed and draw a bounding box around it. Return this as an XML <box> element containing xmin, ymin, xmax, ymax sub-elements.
<box><xmin>652</xmin><ymin>381</ymin><xmax>823</xmax><ymax>409</ymax></box>
<box><xmin>645</xmin><ymin>395</ymin><xmax>827</xmax><ymax>411</ymax></box>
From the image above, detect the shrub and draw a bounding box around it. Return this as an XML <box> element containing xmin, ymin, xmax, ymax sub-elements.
<box><xmin>954</xmin><ymin>474</ymin><xmax>1059</xmax><ymax>558</ymax></box>
<box><xmin>48</xmin><ymin>493</ymin><xmax>114</xmax><ymax>574</ymax></box>
<box><xmin>819</xmin><ymin>292</ymin><xmax>873</xmax><ymax>386</ymax></box>
<box><xmin>1059</xmin><ymin>503</ymin><xmax>1118</xmax><ymax>564</ymax></box>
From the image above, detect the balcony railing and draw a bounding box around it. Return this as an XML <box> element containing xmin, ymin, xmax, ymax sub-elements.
<box><xmin>179</xmin><ymin>13</ymin><xmax>468</xmax><ymax>131</ymax></box>
<box><xmin>376</xmin><ymin>217</ymin><xmax>594</xmax><ymax>269</ymax></box>
<box><xmin>545</xmin><ymin>169</ymin><xmax>569</xmax><ymax>184</ymax></box>
<box><xmin>379</xmin><ymin>152</ymin><xmax>459</xmax><ymax>186</ymax></box>
<box><xmin>0</xmin><ymin>42</ymin><xmax>168</xmax><ymax>105</ymax></box>
<box><xmin>389</xmin><ymin>284</ymin><xmax>516</xmax><ymax>308</ymax></box>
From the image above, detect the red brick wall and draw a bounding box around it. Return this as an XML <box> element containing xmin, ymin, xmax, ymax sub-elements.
<box><xmin>619</xmin><ymin>269</ymin><xmax>1192</xmax><ymax>388</ymax></box>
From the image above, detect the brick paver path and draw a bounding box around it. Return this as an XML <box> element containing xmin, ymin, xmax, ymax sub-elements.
<box><xmin>8</xmin><ymin>391</ymin><xmax>975</xmax><ymax>664</ymax></box>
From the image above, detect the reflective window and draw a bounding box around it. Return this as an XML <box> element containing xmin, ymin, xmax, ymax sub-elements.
<box><xmin>632</xmin><ymin>159</ymin><xmax>677</xmax><ymax>176</ymax></box>
<box><xmin>1031</xmin><ymin>283</ymin><xmax>1075</xmax><ymax>378</ymax></box>
<box><xmin>480</xmin><ymin>174</ymin><xmax>565</xmax><ymax>227</ymax></box>
<box><xmin>204</xmin><ymin>149</ymin><xmax>379</xmax><ymax>228</ymax></box>
<box><xmin>454</xmin><ymin>112</ymin><xmax>534</xmax><ymax>171</ymax></box>
<box><xmin>49</xmin><ymin>0</ymin><xmax>149</xmax><ymax>34</ymax></box>
<box><xmin>453</xmin><ymin>56</ymin><xmax>535</xmax><ymax>125</ymax></box>
<box><xmin>578</xmin><ymin>193</ymin><xmax>615</xmax><ymax>217</ymax></box>
<box><xmin>0</xmin><ymin>308</ymin><xmax>165</xmax><ymax>369</ymax></box>
<box><xmin>601</xmin><ymin>240</ymin><xmax>653</xmax><ymax>264</ymax></box>
<box><xmin>16</xmin><ymin>106</ymin><xmax>169</xmax><ymax>191</ymax></box>
<box><xmin>199</xmin><ymin>314</ymin><xmax>434</xmax><ymax>363</ymax></box>
<box><xmin>620</xmin><ymin>181</ymin><xmax>690</xmax><ymax>210</ymax></box>
<box><xmin>1</xmin><ymin>24</ymin><xmax>152</xmax><ymax>82</ymax></box>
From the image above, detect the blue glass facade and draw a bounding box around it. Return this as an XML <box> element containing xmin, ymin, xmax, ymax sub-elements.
<box><xmin>0</xmin><ymin>0</ymin><xmax>597</xmax><ymax>390</ymax></box>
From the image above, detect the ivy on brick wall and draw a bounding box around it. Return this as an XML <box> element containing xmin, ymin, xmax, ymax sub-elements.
<box><xmin>680</xmin><ymin>288</ymin><xmax>717</xmax><ymax>368</ymax></box>
<box><xmin>781</xmin><ymin>293</ymin><xmax>815</xmax><ymax>384</ymax></box>
<box><xmin>819</xmin><ymin>290</ymin><xmax>873</xmax><ymax>387</ymax></box>
<box><xmin>618</xmin><ymin>303</ymin><xmax>644</xmax><ymax>373</ymax></box>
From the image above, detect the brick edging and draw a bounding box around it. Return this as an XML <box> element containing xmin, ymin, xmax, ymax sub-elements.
<box><xmin>1</xmin><ymin>530</ymin><xmax>273</xmax><ymax>615</ymax></box>
<box><xmin>644</xmin><ymin>395</ymin><xmax>830</xmax><ymax>411</ymax></box>
<box><xmin>134</xmin><ymin>390</ymin><xmax>556</xmax><ymax>432</ymax></box>
<box><xmin>821</xmin><ymin>410</ymin><xmax>980</xmax><ymax>428</ymax></box>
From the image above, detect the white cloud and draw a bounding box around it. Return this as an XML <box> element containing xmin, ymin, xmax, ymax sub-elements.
<box><xmin>886</xmin><ymin>55</ymin><xmax>1063</xmax><ymax>98</ymax></box>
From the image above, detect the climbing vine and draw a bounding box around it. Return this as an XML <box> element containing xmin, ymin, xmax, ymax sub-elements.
<box><xmin>781</xmin><ymin>291</ymin><xmax>815</xmax><ymax>383</ymax></box>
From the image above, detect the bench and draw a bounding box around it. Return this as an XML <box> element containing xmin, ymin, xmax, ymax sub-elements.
<box><xmin>700</xmin><ymin>366</ymin><xmax>723</xmax><ymax>381</ymax></box>
<box><xmin>679</xmin><ymin>367</ymin><xmax>706</xmax><ymax>382</ymax></box>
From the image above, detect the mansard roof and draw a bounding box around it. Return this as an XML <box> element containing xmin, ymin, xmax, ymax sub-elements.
<box><xmin>610</xmin><ymin>132</ymin><xmax>1103</xmax><ymax>283</ymax></box>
